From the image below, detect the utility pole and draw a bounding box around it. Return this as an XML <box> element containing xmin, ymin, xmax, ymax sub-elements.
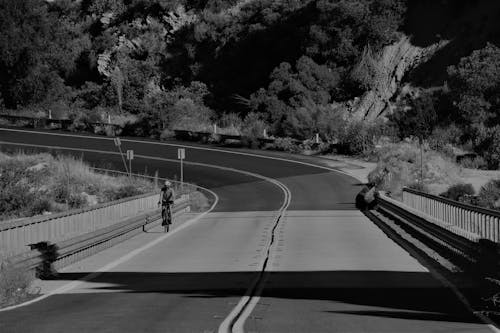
<box><xmin>113</xmin><ymin>138</ymin><xmax>129</xmax><ymax>174</ymax></box>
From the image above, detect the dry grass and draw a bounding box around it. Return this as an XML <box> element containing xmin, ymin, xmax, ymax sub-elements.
<box><xmin>0</xmin><ymin>250</ymin><xmax>37</xmax><ymax>309</ymax></box>
<box><xmin>368</xmin><ymin>141</ymin><xmax>461</xmax><ymax>198</ymax></box>
<box><xmin>0</xmin><ymin>152</ymin><xmax>156</xmax><ymax>221</ymax></box>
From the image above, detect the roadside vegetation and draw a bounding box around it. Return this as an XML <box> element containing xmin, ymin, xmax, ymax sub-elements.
<box><xmin>0</xmin><ymin>152</ymin><xmax>156</xmax><ymax>221</ymax></box>
<box><xmin>0</xmin><ymin>0</ymin><xmax>498</xmax><ymax>202</ymax></box>
<box><xmin>0</xmin><ymin>251</ymin><xmax>37</xmax><ymax>309</ymax></box>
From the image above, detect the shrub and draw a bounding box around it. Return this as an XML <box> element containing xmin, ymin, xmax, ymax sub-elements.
<box><xmin>0</xmin><ymin>152</ymin><xmax>157</xmax><ymax>220</ymax></box>
<box><xmin>477</xmin><ymin>179</ymin><xmax>500</xmax><ymax>210</ymax></box>
<box><xmin>68</xmin><ymin>193</ymin><xmax>86</xmax><ymax>209</ymax></box>
<box><xmin>459</xmin><ymin>156</ymin><xmax>488</xmax><ymax>170</ymax></box>
<box><xmin>428</xmin><ymin>125</ymin><xmax>463</xmax><ymax>153</ymax></box>
<box><xmin>336</xmin><ymin>120</ymin><xmax>388</xmax><ymax>156</ymax></box>
<box><xmin>189</xmin><ymin>191</ymin><xmax>211</xmax><ymax>212</ymax></box>
<box><xmin>483</xmin><ymin>129</ymin><xmax>500</xmax><ymax>170</ymax></box>
<box><xmin>407</xmin><ymin>182</ymin><xmax>429</xmax><ymax>193</ymax></box>
<box><xmin>0</xmin><ymin>262</ymin><xmax>36</xmax><ymax>308</ymax></box>
<box><xmin>105</xmin><ymin>184</ymin><xmax>142</xmax><ymax>201</ymax></box>
<box><xmin>337</xmin><ymin>121</ymin><xmax>372</xmax><ymax>155</ymax></box>
<box><xmin>160</xmin><ymin>128</ymin><xmax>175</xmax><ymax>141</ymax></box>
<box><xmin>265</xmin><ymin>137</ymin><xmax>300</xmax><ymax>153</ymax></box>
<box><xmin>241</xmin><ymin>113</ymin><xmax>268</xmax><ymax>148</ymax></box>
<box><xmin>472</xmin><ymin>125</ymin><xmax>500</xmax><ymax>169</ymax></box>
<box><xmin>440</xmin><ymin>183</ymin><xmax>475</xmax><ymax>202</ymax></box>
<box><xmin>218</xmin><ymin>113</ymin><xmax>243</xmax><ymax>130</ymax></box>
<box><xmin>368</xmin><ymin>142</ymin><xmax>461</xmax><ymax>198</ymax></box>
<box><xmin>30</xmin><ymin>198</ymin><xmax>52</xmax><ymax>215</ymax></box>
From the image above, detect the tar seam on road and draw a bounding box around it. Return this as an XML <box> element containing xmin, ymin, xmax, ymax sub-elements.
<box><xmin>0</xmin><ymin>139</ymin><xmax>295</xmax><ymax>331</ymax></box>
<box><xmin>0</xmin><ymin>128</ymin><xmax>498</xmax><ymax>332</ymax></box>
<box><xmin>218</xmin><ymin>177</ymin><xmax>292</xmax><ymax>333</ymax></box>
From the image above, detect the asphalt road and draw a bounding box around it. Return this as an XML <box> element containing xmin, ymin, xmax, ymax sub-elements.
<box><xmin>0</xmin><ymin>128</ymin><xmax>492</xmax><ymax>333</ymax></box>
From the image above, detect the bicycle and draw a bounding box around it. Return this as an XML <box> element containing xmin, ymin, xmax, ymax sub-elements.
<box><xmin>161</xmin><ymin>203</ymin><xmax>172</xmax><ymax>232</ymax></box>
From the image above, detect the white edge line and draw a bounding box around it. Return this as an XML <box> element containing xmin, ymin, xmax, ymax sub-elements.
<box><xmin>0</xmin><ymin>173</ymin><xmax>219</xmax><ymax>313</ymax></box>
<box><xmin>1</xmin><ymin>128</ymin><xmax>496</xmax><ymax>332</ymax></box>
<box><xmin>0</xmin><ymin>127</ymin><xmax>363</xmax><ymax>182</ymax></box>
<box><xmin>0</xmin><ymin>138</ymin><xmax>295</xmax><ymax>331</ymax></box>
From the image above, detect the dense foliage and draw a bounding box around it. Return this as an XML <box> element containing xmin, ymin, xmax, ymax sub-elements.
<box><xmin>0</xmin><ymin>0</ymin><xmax>405</xmax><ymax>134</ymax></box>
<box><xmin>0</xmin><ymin>0</ymin><xmax>499</xmax><ymax>170</ymax></box>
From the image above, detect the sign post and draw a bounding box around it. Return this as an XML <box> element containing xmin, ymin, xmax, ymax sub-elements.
<box><xmin>126</xmin><ymin>150</ymin><xmax>134</xmax><ymax>177</ymax></box>
<box><xmin>113</xmin><ymin>138</ymin><xmax>129</xmax><ymax>174</ymax></box>
<box><xmin>178</xmin><ymin>148</ymin><xmax>185</xmax><ymax>189</ymax></box>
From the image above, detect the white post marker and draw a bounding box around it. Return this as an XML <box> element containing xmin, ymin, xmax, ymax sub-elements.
<box><xmin>315</xmin><ymin>133</ymin><xmax>320</xmax><ymax>144</ymax></box>
<box><xmin>263</xmin><ymin>128</ymin><xmax>267</xmax><ymax>138</ymax></box>
<box><xmin>48</xmin><ymin>110</ymin><xmax>52</xmax><ymax>120</ymax></box>
<box><xmin>126</xmin><ymin>150</ymin><xmax>134</xmax><ymax>177</ymax></box>
<box><xmin>108</xmin><ymin>114</ymin><xmax>111</xmax><ymax>124</ymax></box>
<box><xmin>178</xmin><ymin>148</ymin><xmax>186</xmax><ymax>188</ymax></box>
<box><xmin>114</xmin><ymin>137</ymin><xmax>129</xmax><ymax>174</ymax></box>
<box><xmin>213</xmin><ymin>123</ymin><xmax>217</xmax><ymax>134</ymax></box>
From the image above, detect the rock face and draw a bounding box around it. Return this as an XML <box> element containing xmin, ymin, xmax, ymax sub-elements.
<box><xmin>348</xmin><ymin>35</ymin><xmax>448</xmax><ymax>121</ymax></box>
<box><xmin>27</xmin><ymin>162</ymin><xmax>48</xmax><ymax>172</ymax></box>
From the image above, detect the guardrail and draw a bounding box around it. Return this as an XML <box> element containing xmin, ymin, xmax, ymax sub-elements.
<box><xmin>374</xmin><ymin>191</ymin><xmax>500</xmax><ymax>275</ymax></box>
<box><xmin>403</xmin><ymin>188</ymin><xmax>500</xmax><ymax>243</ymax></box>
<box><xmin>6</xmin><ymin>198</ymin><xmax>189</xmax><ymax>275</ymax></box>
<box><xmin>173</xmin><ymin>129</ymin><xmax>287</xmax><ymax>145</ymax></box>
<box><xmin>0</xmin><ymin>113</ymin><xmax>312</xmax><ymax>146</ymax></box>
<box><xmin>0</xmin><ymin>192</ymin><xmax>162</xmax><ymax>255</ymax></box>
<box><xmin>0</xmin><ymin>113</ymin><xmax>121</xmax><ymax>131</ymax></box>
<box><xmin>376</xmin><ymin>191</ymin><xmax>481</xmax><ymax>256</ymax></box>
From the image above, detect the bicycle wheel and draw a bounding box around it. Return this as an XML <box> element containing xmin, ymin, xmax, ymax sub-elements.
<box><xmin>166</xmin><ymin>205</ymin><xmax>172</xmax><ymax>225</ymax></box>
<box><xmin>161</xmin><ymin>207</ymin><xmax>167</xmax><ymax>226</ymax></box>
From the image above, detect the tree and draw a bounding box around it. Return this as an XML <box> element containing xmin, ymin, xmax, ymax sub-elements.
<box><xmin>390</xmin><ymin>90</ymin><xmax>437</xmax><ymax>183</ymax></box>
<box><xmin>250</xmin><ymin>56</ymin><xmax>340</xmax><ymax>138</ymax></box>
<box><xmin>447</xmin><ymin>43</ymin><xmax>500</xmax><ymax>128</ymax></box>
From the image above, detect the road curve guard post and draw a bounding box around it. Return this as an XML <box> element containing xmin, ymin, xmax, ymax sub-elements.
<box><xmin>178</xmin><ymin>148</ymin><xmax>186</xmax><ymax>190</ymax></box>
<box><xmin>114</xmin><ymin>137</ymin><xmax>129</xmax><ymax>174</ymax></box>
<box><xmin>126</xmin><ymin>149</ymin><xmax>134</xmax><ymax>177</ymax></box>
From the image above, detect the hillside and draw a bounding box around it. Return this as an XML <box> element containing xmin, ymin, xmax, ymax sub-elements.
<box><xmin>0</xmin><ymin>0</ymin><xmax>499</xmax><ymax>167</ymax></box>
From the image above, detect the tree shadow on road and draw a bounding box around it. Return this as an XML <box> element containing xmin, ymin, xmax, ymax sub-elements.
<box><xmin>50</xmin><ymin>270</ymin><xmax>481</xmax><ymax>324</ymax></box>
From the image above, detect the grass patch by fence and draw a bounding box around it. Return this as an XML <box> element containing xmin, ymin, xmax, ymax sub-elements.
<box><xmin>0</xmin><ymin>152</ymin><xmax>156</xmax><ymax>221</ymax></box>
<box><xmin>0</xmin><ymin>250</ymin><xmax>38</xmax><ymax>309</ymax></box>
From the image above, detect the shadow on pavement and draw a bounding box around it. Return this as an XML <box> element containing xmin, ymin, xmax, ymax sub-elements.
<box><xmin>50</xmin><ymin>270</ymin><xmax>480</xmax><ymax>324</ymax></box>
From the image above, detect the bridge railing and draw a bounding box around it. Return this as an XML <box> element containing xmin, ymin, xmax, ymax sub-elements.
<box><xmin>0</xmin><ymin>192</ymin><xmax>171</xmax><ymax>255</ymax></box>
<box><xmin>402</xmin><ymin>187</ymin><xmax>500</xmax><ymax>243</ymax></box>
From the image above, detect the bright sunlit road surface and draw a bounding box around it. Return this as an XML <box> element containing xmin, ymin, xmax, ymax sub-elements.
<box><xmin>0</xmin><ymin>128</ymin><xmax>493</xmax><ymax>333</ymax></box>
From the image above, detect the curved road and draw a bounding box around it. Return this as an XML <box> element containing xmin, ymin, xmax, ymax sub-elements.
<box><xmin>0</xmin><ymin>128</ymin><xmax>492</xmax><ymax>333</ymax></box>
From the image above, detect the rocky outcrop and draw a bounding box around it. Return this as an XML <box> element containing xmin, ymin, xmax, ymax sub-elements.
<box><xmin>348</xmin><ymin>35</ymin><xmax>448</xmax><ymax>121</ymax></box>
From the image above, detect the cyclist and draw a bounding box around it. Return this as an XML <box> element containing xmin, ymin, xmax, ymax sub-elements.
<box><xmin>158</xmin><ymin>180</ymin><xmax>175</xmax><ymax>232</ymax></box>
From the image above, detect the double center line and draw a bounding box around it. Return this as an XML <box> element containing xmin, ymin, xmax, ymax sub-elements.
<box><xmin>218</xmin><ymin>178</ymin><xmax>292</xmax><ymax>333</ymax></box>
<box><xmin>0</xmin><ymin>129</ymin><xmax>294</xmax><ymax>332</ymax></box>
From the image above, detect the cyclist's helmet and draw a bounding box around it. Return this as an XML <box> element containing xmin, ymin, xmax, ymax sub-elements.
<box><xmin>164</xmin><ymin>180</ymin><xmax>172</xmax><ymax>187</ymax></box>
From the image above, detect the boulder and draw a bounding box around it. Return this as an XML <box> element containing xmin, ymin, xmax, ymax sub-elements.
<box><xmin>27</xmin><ymin>162</ymin><xmax>48</xmax><ymax>172</ymax></box>
<box><xmin>81</xmin><ymin>192</ymin><xmax>98</xmax><ymax>206</ymax></box>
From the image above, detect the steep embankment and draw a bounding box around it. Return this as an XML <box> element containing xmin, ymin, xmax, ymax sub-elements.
<box><xmin>349</xmin><ymin>0</ymin><xmax>500</xmax><ymax>121</ymax></box>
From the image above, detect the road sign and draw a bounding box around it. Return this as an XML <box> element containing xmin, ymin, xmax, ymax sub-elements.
<box><xmin>178</xmin><ymin>148</ymin><xmax>185</xmax><ymax>160</ymax></box>
<box><xmin>126</xmin><ymin>150</ymin><xmax>134</xmax><ymax>160</ymax></box>
<box><xmin>114</xmin><ymin>138</ymin><xmax>121</xmax><ymax>146</ymax></box>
